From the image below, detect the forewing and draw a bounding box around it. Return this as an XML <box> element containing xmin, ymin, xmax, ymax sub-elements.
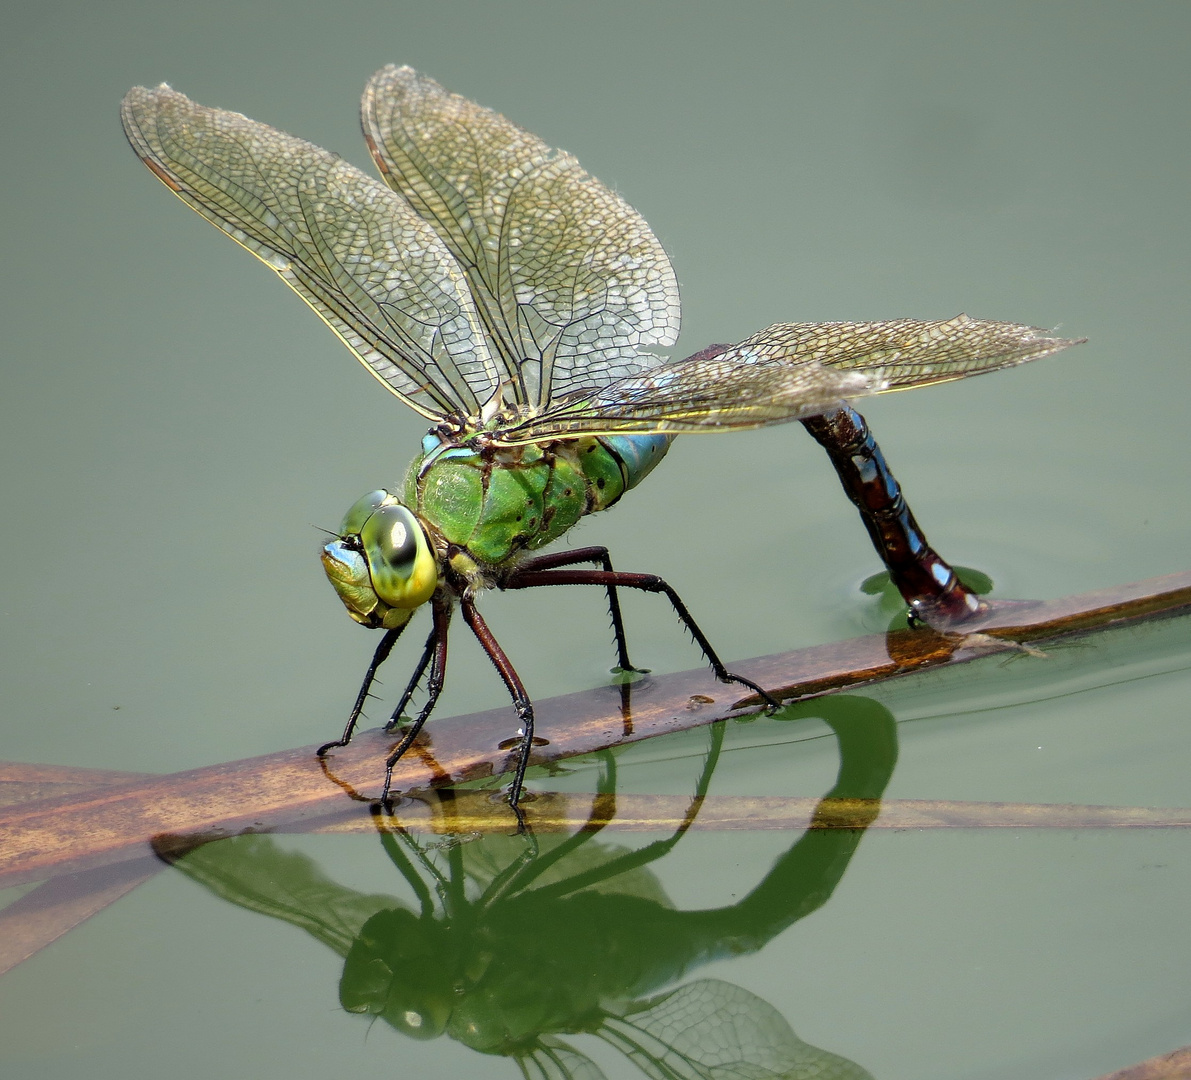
<box><xmin>361</xmin><ymin>65</ymin><xmax>681</xmax><ymax>409</ymax></box>
<box><xmin>492</xmin><ymin>315</ymin><xmax>1080</xmax><ymax>443</ymax></box>
<box><xmin>121</xmin><ymin>84</ymin><xmax>501</xmax><ymax>421</ymax></box>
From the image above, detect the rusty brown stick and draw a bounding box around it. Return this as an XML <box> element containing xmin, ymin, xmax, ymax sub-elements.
<box><xmin>0</xmin><ymin>858</ymin><xmax>162</xmax><ymax>977</ymax></box>
<box><xmin>1087</xmin><ymin>1045</ymin><xmax>1191</xmax><ymax>1080</ymax></box>
<box><xmin>0</xmin><ymin>762</ymin><xmax>151</xmax><ymax>809</ymax></box>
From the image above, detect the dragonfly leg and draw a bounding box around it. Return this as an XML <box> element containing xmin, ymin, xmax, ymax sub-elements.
<box><xmin>459</xmin><ymin>596</ymin><xmax>534</xmax><ymax>829</ymax></box>
<box><xmin>802</xmin><ymin>406</ymin><xmax>985</xmax><ymax>627</ymax></box>
<box><xmin>317</xmin><ymin>623</ymin><xmax>407</xmax><ymax>756</ymax></box>
<box><xmin>380</xmin><ymin>598</ymin><xmax>452</xmax><ymax>808</ymax></box>
<box><xmin>504</xmin><ymin>567</ymin><xmax>780</xmax><ymax>709</ymax></box>
<box><xmin>510</xmin><ymin>546</ymin><xmax>642</xmax><ymax>671</ymax></box>
<box><xmin>385</xmin><ymin>620</ymin><xmax>443</xmax><ymax>732</ymax></box>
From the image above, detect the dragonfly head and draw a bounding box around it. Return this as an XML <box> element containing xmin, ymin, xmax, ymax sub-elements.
<box><xmin>322</xmin><ymin>490</ymin><xmax>438</xmax><ymax>629</ymax></box>
<box><xmin>340</xmin><ymin>908</ymin><xmax>456</xmax><ymax>1039</ymax></box>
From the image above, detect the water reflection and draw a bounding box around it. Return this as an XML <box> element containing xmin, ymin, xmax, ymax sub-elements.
<box><xmin>156</xmin><ymin>696</ymin><xmax>897</xmax><ymax>1079</ymax></box>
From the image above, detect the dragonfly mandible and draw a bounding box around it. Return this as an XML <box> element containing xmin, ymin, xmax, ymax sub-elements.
<box><xmin>121</xmin><ymin>66</ymin><xmax>1079</xmax><ymax>820</ymax></box>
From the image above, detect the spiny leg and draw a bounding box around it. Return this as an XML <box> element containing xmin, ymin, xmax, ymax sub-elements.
<box><xmin>460</xmin><ymin>596</ymin><xmax>534</xmax><ymax>828</ymax></box>
<box><xmin>380</xmin><ymin>597</ymin><xmax>452</xmax><ymax>807</ymax></box>
<box><xmin>317</xmin><ymin>622</ymin><xmax>407</xmax><ymax>757</ymax></box>
<box><xmin>504</xmin><ymin>567</ymin><xmax>780</xmax><ymax>708</ymax></box>
<box><xmin>510</xmin><ymin>546</ymin><xmax>641</xmax><ymax>672</ymax></box>
<box><xmin>384</xmin><ymin>620</ymin><xmax>443</xmax><ymax>733</ymax></box>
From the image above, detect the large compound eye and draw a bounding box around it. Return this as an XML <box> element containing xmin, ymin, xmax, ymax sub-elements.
<box><xmin>360</xmin><ymin>503</ymin><xmax>437</xmax><ymax>609</ymax></box>
<box><xmin>323</xmin><ymin>492</ymin><xmax>438</xmax><ymax>628</ymax></box>
<box><xmin>362</xmin><ymin>504</ymin><xmax>418</xmax><ymax>576</ymax></box>
<box><xmin>338</xmin><ymin>489</ymin><xmax>391</xmax><ymax>536</ymax></box>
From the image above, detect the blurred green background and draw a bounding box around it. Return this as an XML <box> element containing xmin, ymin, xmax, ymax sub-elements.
<box><xmin>1</xmin><ymin>3</ymin><xmax>1189</xmax><ymax>1079</ymax></box>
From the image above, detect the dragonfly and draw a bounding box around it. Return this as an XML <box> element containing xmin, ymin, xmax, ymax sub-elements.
<box><xmin>121</xmin><ymin>65</ymin><xmax>1079</xmax><ymax>819</ymax></box>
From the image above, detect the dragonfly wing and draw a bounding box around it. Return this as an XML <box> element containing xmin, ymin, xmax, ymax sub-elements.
<box><xmin>159</xmin><ymin>834</ymin><xmax>397</xmax><ymax>959</ymax></box>
<box><xmin>603</xmin><ymin>979</ymin><xmax>876</xmax><ymax>1080</ymax></box>
<box><xmin>361</xmin><ymin>65</ymin><xmax>680</xmax><ymax>410</ymax></box>
<box><xmin>519</xmin><ymin>1038</ymin><xmax>610</xmax><ymax>1080</ymax></box>
<box><xmin>492</xmin><ymin>315</ymin><xmax>1080</xmax><ymax>443</ymax></box>
<box><xmin>490</xmin><ymin>339</ymin><xmax>871</xmax><ymax>443</ymax></box>
<box><xmin>121</xmin><ymin>84</ymin><xmax>501</xmax><ymax>422</ymax></box>
<box><xmin>770</xmin><ymin>314</ymin><xmax>1082</xmax><ymax>390</ymax></box>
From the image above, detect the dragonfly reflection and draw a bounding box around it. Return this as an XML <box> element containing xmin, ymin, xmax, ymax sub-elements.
<box><xmin>155</xmin><ymin>696</ymin><xmax>896</xmax><ymax>1079</ymax></box>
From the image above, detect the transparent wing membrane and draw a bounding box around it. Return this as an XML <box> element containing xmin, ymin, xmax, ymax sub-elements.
<box><xmin>519</xmin><ymin>1039</ymin><xmax>609</xmax><ymax>1080</ymax></box>
<box><xmin>120</xmin><ymin>84</ymin><xmax>500</xmax><ymax>421</ymax></box>
<box><xmin>780</xmin><ymin>314</ymin><xmax>1079</xmax><ymax>390</ymax></box>
<box><xmin>492</xmin><ymin>315</ymin><xmax>1079</xmax><ymax>443</ymax></box>
<box><xmin>123</xmin><ymin>75</ymin><xmax>1080</xmax><ymax>445</ymax></box>
<box><xmin>493</xmin><ymin>346</ymin><xmax>868</xmax><ymax>443</ymax></box>
<box><xmin>362</xmin><ymin>65</ymin><xmax>680</xmax><ymax>409</ymax></box>
<box><xmin>600</xmin><ymin>979</ymin><xmax>876</xmax><ymax>1080</ymax></box>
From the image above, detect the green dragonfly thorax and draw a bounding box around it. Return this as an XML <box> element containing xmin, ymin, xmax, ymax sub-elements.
<box><xmin>409</xmin><ymin>432</ymin><xmax>675</xmax><ymax>568</ymax></box>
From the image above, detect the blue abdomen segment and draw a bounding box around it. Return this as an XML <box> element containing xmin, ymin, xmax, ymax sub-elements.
<box><xmin>599</xmin><ymin>434</ymin><xmax>675</xmax><ymax>491</ymax></box>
